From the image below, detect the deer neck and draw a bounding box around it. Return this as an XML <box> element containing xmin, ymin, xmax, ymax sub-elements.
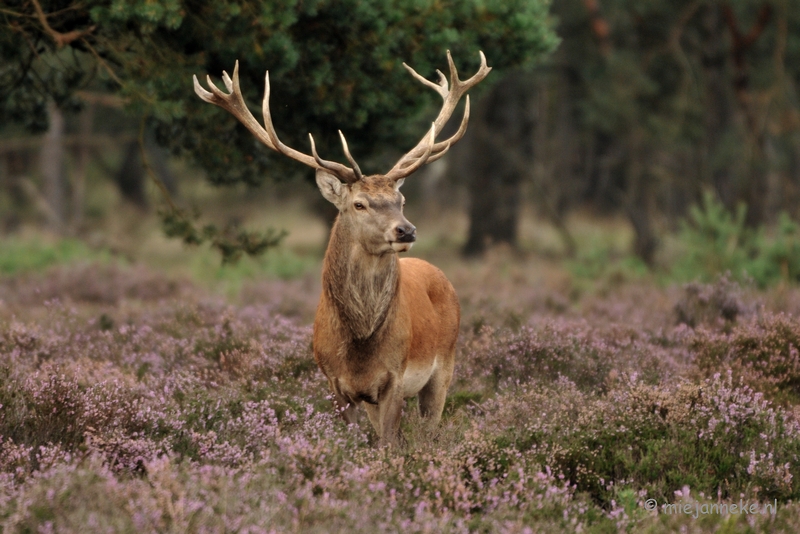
<box><xmin>322</xmin><ymin>217</ymin><xmax>400</xmax><ymax>341</ymax></box>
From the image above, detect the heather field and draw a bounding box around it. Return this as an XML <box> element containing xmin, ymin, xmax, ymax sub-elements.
<box><xmin>3</xmin><ymin>245</ymin><xmax>800</xmax><ymax>533</ymax></box>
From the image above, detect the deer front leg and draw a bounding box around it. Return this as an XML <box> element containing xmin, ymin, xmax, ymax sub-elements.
<box><xmin>377</xmin><ymin>378</ymin><xmax>405</xmax><ymax>447</ymax></box>
<box><xmin>364</xmin><ymin>403</ymin><xmax>381</xmax><ymax>435</ymax></box>
<box><xmin>331</xmin><ymin>379</ymin><xmax>359</xmax><ymax>426</ymax></box>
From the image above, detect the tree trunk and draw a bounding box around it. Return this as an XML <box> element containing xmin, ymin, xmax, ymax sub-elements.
<box><xmin>624</xmin><ymin>130</ymin><xmax>658</xmax><ymax>266</ymax></box>
<box><xmin>0</xmin><ymin>153</ymin><xmax>26</xmax><ymax>232</ymax></box>
<box><xmin>720</xmin><ymin>2</ymin><xmax>773</xmax><ymax>227</ymax></box>
<box><xmin>116</xmin><ymin>141</ymin><xmax>148</xmax><ymax>209</ymax></box>
<box><xmin>146</xmin><ymin>135</ymin><xmax>179</xmax><ymax>197</ymax></box>
<box><xmin>791</xmin><ymin>137</ymin><xmax>800</xmax><ymax>219</ymax></box>
<box><xmin>71</xmin><ymin>102</ymin><xmax>95</xmax><ymax>233</ymax></box>
<box><xmin>701</xmin><ymin>4</ymin><xmax>735</xmax><ymax>209</ymax></box>
<box><xmin>115</xmin><ymin>133</ymin><xmax>179</xmax><ymax>209</ymax></box>
<box><xmin>530</xmin><ymin>70</ymin><xmax>578</xmax><ymax>257</ymax></box>
<box><xmin>459</xmin><ymin>73</ymin><xmax>533</xmax><ymax>256</ymax></box>
<box><xmin>462</xmin><ymin>150</ymin><xmax>522</xmax><ymax>256</ymax></box>
<box><xmin>40</xmin><ymin>100</ymin><xmax>67</xmax><ymax>232</ymax></box>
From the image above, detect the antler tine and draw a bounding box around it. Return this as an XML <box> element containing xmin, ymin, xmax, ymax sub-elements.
<box><xmin>193</xmin><ymin>62</ymin><xmax>277</xmax><ymax>152</ymax></box>
<box><xmin>309</xmin><ymin>133</ymin><xmax>361</xmax><ymax>183</ymax></box>
<box><xmin>436</xmin><ymin>70</ymin><xmax>448</xmax><ymax>93</ymax></box>
<box><xmin>192</xmin><ymin>75</ymin><xmax>213</xmax><ymax>101</ymax></box>
<box><xmin>403</xmin><ymin>62</ymin><xmax>448</xmax><ymax>98</ymax></box>
<box><xmin>338</xmin><ymin>131</ymin><xmax>363</xmax><ymax>180</ymax></box>
<box><xmin>260</xmin><ymin>71</ymin><xmax>282</xmax><ymax>152</ymax></box>
<box><xmin>458</xmin><ymin>50</ymin><xmax>491</xmax><ymax>92</ymax></box>
<box><xmin>193</xmin><ymin>61</ymin><xmax>359</xmax><ymax>183</ymax></box>
<box><xmin>309</xmin><ymin>134</ymin><xmax>339</xmax><ymax>172</ymax></box>
<box><xmin>222</xmin><ymin>70</ymin><xmax>234</xmax><ymax>92</ymax></box>
<box><xmin>386</xmin><ymin>51</ymin><xmax>490</xmax><ymax>181</ymax></box>
<box><xmin>446</xmin><ymin>50</ymin><xmax>459</xmax><ymax>86</ymax></box>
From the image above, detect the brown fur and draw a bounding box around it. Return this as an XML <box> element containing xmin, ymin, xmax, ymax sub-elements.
<box><xmin>313</xmin><ymin>174</ymin><xmax>460</xmax><ymax>446</ymax></box>
<box><xmin>322</xmin><ymin>213</ymin><xmax>400</xmax><ymax>340</ymax></box>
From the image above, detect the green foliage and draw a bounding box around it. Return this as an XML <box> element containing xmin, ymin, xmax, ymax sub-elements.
<box><xmin>2</xmin><ymin>0</ymin><xmax>558</xmax><ymax>185</ymax></box>
<box><xmin>1</xmin><ymin>0</ymin><xmax>557</xmax><ymax>263</ymax></box>
<box><xmin>567</xmin><ymin>244</ymin><xmax>649</xmax><ymax>284</ymax></box>
<box><xmin>159</xmin><ymin>207</ymin><xmax>287</xmax><ymax>265</ymax></box>
<box><xmin>671</xmin><ymin>192</ymin><xmax>800</xmax><ymax>287</ymax></box>
<box><xmin>749</xmin><ymin>213</ymin><xmax>800</xmax><ymax>285</ymax></box>
<box><xmin>673</xmin><ymin>191</ymin><xmax>752</xmax><ymax>280</ymax></box>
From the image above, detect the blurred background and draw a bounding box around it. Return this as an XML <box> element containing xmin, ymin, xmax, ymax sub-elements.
<box><xmin>2</xmin><ymin>0</ymin><xmax>800</xmax><ymax>292</ymax></box>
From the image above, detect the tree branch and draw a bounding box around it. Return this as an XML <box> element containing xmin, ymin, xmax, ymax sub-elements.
<box><xmin>720</xmin><ymin>2</ymin><xmax>773</xmax><ymax>145</ymax></box>
<box><xmin>30</xmin><ymin>0</ymin><xmax>95</xmax><ymax>48</ymax></box>
<box><xmin>582</xmin><ymin>0</ymin><xmax>612</xmax><ymax>56</ymax></box>
<box><xmin>721</xmin><ymin>3</ymin><xmax>773</xmax><ymax>77</ymax></box>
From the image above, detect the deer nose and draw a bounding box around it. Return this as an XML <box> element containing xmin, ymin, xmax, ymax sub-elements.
<box><xmin>395</xmin><ymin>223</ymin><xmax>416</xmax><ymax>243</ymax></box>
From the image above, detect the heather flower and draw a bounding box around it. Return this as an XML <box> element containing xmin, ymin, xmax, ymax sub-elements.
<box><xmin>1</xmin><ymin>260</ymin><xmax>800</xmax><ymax>532</ymax></box>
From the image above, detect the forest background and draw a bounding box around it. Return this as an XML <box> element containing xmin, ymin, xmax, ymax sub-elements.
<box><xmin>3</xmin><ymin>0</ymin><xmax>800</xmax><ymax>281</ymax></box>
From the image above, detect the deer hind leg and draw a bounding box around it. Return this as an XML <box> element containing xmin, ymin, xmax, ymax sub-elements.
<box><xmin>418</xmin><ymin>352</ymin><xmax>455</xmax><ymax>428</ymax></box>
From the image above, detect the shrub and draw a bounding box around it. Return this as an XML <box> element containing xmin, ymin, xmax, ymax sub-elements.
<box><xmin>749</xmin><ymin>212</ymin><xmax>800</xmax><ymax>285</ymax></box>
<box><xmin>671</xmin><ymin>192</ymin><xmax>800</xmax><ymax>287</ymax></box>
<box><xmin>0</xmin><ymin>262</ymin><xmax>188</xmax><ymax>306</ymax></box>
<box><xmin>3</xmin><ymin>245</ymin><xmax>800</xmax><ymax>532</ymax></box>
<box><xmin>674</xmin><ymin>274</ymin><xmax>746</xmax><ymax>328</ymax></box>
<box><xmin>458</xmin><ymin>320</ymin><xmax>680</xmax><ymax>395</ymax></box>
<box><xmin>692</xmin><ymin>312</ymin><xmax>800</xmax><ymax>404</ymax></box>
<box><xmin>485</xmin><ymin>373</ymin><xmax>800</xmax><ymax>506</ymax></box>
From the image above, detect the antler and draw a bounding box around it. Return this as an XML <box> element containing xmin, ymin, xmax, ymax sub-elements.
<box><xmin>385</xmin><ymin>50</ymin><xmax>492</xmax><ymax>181</ymax></box>
<box><xmin>193</xmin><ymin>61</ymin><xmax>362</xmax><ymax>183</ymax></box>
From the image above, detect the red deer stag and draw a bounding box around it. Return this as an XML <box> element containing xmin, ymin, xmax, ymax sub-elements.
<box><xmin>194</xmin><ymin>51</ymin><xmax>490</xmax><ymax>445</ymax></box>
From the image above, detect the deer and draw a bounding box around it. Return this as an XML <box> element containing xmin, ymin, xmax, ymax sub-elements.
<box><xmin>194</xmin><ymin>51</ymin><xmax>490</xmax><ymax>446</ymax></box>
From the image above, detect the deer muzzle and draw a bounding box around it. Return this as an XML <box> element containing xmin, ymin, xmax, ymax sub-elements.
<box><xmin>395</xmin><ymin>223</ymin><xmax>416</xmax><ymax>243</ymax></box>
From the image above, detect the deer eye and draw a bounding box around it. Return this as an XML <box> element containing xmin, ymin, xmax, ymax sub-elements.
<box><xmin>354</xmin><ymin>202</ymin><xmax>366</xmax><ymax>210</ymax></box>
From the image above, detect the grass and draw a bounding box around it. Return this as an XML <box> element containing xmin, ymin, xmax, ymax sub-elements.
<box><xmin>0</xmin><ymin>236</ymin><xmax>112</xmax><ymax>275</ymax></box>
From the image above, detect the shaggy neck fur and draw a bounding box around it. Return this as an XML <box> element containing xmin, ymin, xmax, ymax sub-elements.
<box><xmin>322</xmin><ymin>216</ymin><xmax>399</xmax><ymax>341</ymax></box>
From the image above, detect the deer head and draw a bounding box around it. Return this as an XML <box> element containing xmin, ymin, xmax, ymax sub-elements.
<box><xmin>193</xmin><ymin>51</ymin><xmax>491</xmax><ymax>256</ymax></box>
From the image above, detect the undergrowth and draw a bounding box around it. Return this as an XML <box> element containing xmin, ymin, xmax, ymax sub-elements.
<box><xmin>0</xmin><ymin>256</ymin><xmax>799</xmax><ymax>532</ymax></box>
<box><xmin>671</xmin><ymin>192</ymin><xmax>800</xmax><ymax>287</ymax></box>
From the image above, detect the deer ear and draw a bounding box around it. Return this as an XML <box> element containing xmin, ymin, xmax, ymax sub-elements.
<box><xmin>316</xmin><ymin>169</ymin><xmax>349</xmax><ymax>209</ymax></box>
<box><xmin>393</xmin><ymin>178</ymin><xmax>405</xmax><ymax>191</ymax></box>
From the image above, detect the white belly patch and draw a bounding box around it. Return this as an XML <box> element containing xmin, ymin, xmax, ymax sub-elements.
<box><xmin>402</xmin><ymin>357</ymin><xmax>437</xmax><ymax>398</ymax></box>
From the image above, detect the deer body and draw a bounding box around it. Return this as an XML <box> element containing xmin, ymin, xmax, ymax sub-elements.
<box><xmin>313</xmin><ymin>181</ymin><xmax>460</xmax><ymax>440</ymax></box>
<box><xmin>194</xmin><ymin>51</ymin><xmax>489</xmax><ymax>445</ymax></box>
